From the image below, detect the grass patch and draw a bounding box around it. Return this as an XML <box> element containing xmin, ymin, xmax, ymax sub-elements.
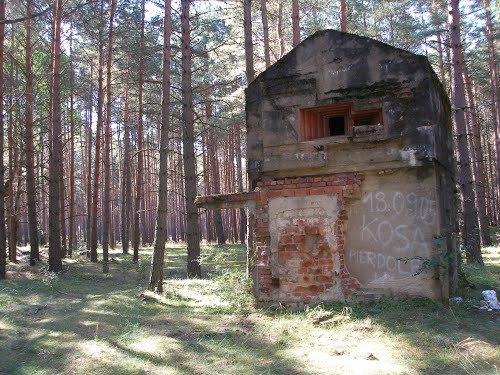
<box><xmin>0</xmin><ymin>242</ymin><xmax>498</xmax><ymax>374</ymax></box>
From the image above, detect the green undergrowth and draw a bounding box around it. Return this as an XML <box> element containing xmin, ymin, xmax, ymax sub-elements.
<box><xmin>0</xmin><ymin>243</ymin><xmax>498</xmax><ymax>375</ymax></box>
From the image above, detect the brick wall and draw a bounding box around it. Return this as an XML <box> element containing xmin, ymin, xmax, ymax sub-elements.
<box><xmin>196</xmin><ymin>173</ymin><xmax>365</xmax><ymax>305</ymax></box>
<box><xmin>253</xmin><ymin>174</ymin><xmax>364</xmax><ymax>304</ymax></box>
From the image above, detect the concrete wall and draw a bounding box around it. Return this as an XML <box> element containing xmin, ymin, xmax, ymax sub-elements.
<box><xmin>246</xmin><ymin>30</ymin><xmax>453</xmax><ymax>185</ymax></box>
<box><xmin>344</xmin><ymin>168</ymin><xmax>442</xmax><ymax>299</ymax></box>
<box><xmin>242</xmin><ymin>30</ymin><xmax>456</xmax><ymax>305</ymax></box>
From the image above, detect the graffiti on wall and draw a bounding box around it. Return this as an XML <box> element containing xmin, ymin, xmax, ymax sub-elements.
<box><xmin>347</xmin><ymin>189</ymin><xmax>437</xmax><ymax>284</ymax></box>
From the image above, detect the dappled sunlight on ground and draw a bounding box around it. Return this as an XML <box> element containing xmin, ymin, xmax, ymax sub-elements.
<box><xmin>0</xmin><ymin>242</ymin><xmax>499</xmax><ymax>374</ymax></box>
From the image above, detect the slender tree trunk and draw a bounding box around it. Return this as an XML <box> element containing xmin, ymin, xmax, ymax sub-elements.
<box><xmin>433</xmin><ymin>0</ymin><xmax>445</xmax><ymax>84</ymax></box>
<box><xmin>60</xmin><ymin>133</ymin><xmax>67</xmax><ymax>258</ymax></box>
<box><xmin>235</xmin><ymin>126</ymin><xmax>247</xmax><ymax>245</ymax></box>
<box><xmin>68</xmin><ymin>26</ymin><xmax>76</xmax><ymax>257</ymax></box>
<box><xmin>291</xmin><ymin>0</ymin><xmax>300</xmax><ymax>46</ymax></box>
<box><xmin>91</xmin><ymin>0</ymin><xmax>105</xmax><ymax>263</ymax></box>
<box><xmin>340</xmin><ymin>0</ymin><xmax>347</xmax><ymax>32</ymax></box>
<box><xmin>150</xmin><ymin>0</ymin><xmax>172</xmax><ymax>292</ymax></box>
<box><xmin>40</xmin><ymin>132</ymin><xmax>47</xmax><ymax>246</ymax></box>
<box><xmin>244</xmin><ymin>0</ymin><xmax>256</xmax><ymax>274</ymax></box>
<box><xmin>8</xmin><ymin>28</ymin><xmax>16</xmax><ymax>263</ymax></box>
<box><xmin>181</xmin><ymin>0</ymin><xmax>201</xmax><ymax>278</ymax></box>
<box><xmin>103</xmin><ymin>0</ymin><xmax>116</xmax><ymax>273</ymax></box>
<box><xmin>208</xmin><ymin>130</ymin><xmax>226</xmax><ymax>245</ymax></box>
<box><xmin>463</xmin><ymin>62</ymin><xmax>491</xmax><ymax>246</ymax></box>
<box><xmin>448</xmin><ymin>0</ymin><xmax>482</xmax><ymax>264</ymax></box>
<box><xmin>133</xmin><ymin>0</ymin><xmax>146</xmax><ymax>263</ymax></box>
<box><xmin>277</xmin><ymin>0</ymin><xmax>285</xmax><ymax>58</ymax></box>
<box><xmin>48</xmin><ymin>0</ymin><xmax>64</xmax><ymax>272</ymax></box>
<box><xmin>0</xmin><ymin>0</ymin><xmax>6</xmax><ymax>279</ymax></box>
<box><xmin>261</xmin><ymin>0</ymin><xmax>271</xmax><ymax>67</ymax></box>
<box><xmin>86</xmin><ymin>67</ymin><xmax>93</xmax><ymax>254</ymax></box>
<box><xmin>484</xmin><ymin>0</ymin><xmax>500</xmax><ymax>217</ymax></box>
<box><xmin>122</xmin><ymin>80</ymin><xmax>131</xmax><ymax>254</ymax></box>
<box><xmin>243</xmin><ymin>0</ymin><xmax>255</xmax><ymax>83</ymax></box>
<box><xmin>25</xmin><ymin>0</ymin><xmax>39</xmax><ymax>265</ymax></box>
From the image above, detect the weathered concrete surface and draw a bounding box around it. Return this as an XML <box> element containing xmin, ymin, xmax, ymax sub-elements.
<box><xmin>194</xmin><ymin>29</ymin><xmax>460</xmax><ymax>306</ymax></box>
<box><xmin>344</xmin><ymin>168</ymin><xmax>441</xmax><ymax>299</ymax></box>
<box><xmin>246</xmin><ymin>30</ymin><xmax>453</xmax><ymax>186</ymax></box>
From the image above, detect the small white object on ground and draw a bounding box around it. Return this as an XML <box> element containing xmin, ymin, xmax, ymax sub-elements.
<box><xmin>481</xmin><ymin>290</ymin><xmax>500</xmax><ymax>310</ymax></box>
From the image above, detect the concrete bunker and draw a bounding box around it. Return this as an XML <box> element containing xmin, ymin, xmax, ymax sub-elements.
<box><xmin>196</xmin><ymin>30</ymin><xmax>457</xmax><ymax>306</ymax></box>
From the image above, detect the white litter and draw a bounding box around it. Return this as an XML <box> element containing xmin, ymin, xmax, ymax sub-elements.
<box><xmin>481</xmin><ymin>290</ymin><xmax>500</xmax><ymax>310</ymax></box>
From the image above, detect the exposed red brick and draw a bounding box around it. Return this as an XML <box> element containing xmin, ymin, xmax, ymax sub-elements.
<box><xmin>305</xmin><ymin>226</ymin><xmax>319</xmax><ymax>235</ymax></box>
<box><xmin>294</xmin><ymin>235</ymin><xmax>306</xmax><ymax>244</ymax></box>
<box><xmin>312</xmin><ymin>181</ymin><xmax>327</xmax><ymax>187</ymax></box>
<box><xmin>301</xmin><ymin>259</ymin><xmax>314</xmax><ymax>267</ymax></box>
<box><xmin>292</xmin><ymin>219</ymin><xmax>305</xmax><ymax>226</ymax></box>
<box><xmin>315</xmin><ymin>275</ymin><xmax>332</xmax><ymax>283</ymax></box>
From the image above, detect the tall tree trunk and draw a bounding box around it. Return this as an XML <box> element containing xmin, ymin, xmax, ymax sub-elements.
<box><xmin>208</xmin><ymin>130</ymin><xmax>226</xmax><ymax>245</ymax></box>
<box><xmin>340</xmin><ymin>0</ymin><xmax>347</xmax><ymax>32</ymax></box>
<box><xmin>0</xmin><ymin>0</ymin><xmax>6</xmax><ymax>279</ymax></box>
<box><xmin>244</xmin><ymin>0</ymin><xmax>256</xmax><ymax>274</ymax></box>
<box><xmin>86</xmin><ymin>67</ymin><xmax>93</xmax><ymax>254</ymax></box>
<box><xmin>181</xmin><ymin>0</ymin><xmax>201</xmax><ymax>278</ymax></box>
<box><xmin>68</xmin><ymin>26</ymin><xmax>76</xmax><ymax>257</ymax></box>
<box><xmin>260</xmin><ymin>0</ymin><xmax>271</xmax><ymax>67</ymax></box>
<box><xmin>60</xmin><ymin>135</ymin><xmax>67</xmax><ymax>258</ymax></box>
<box><xmin>25</xmin><ymin>0</ymin><xmax>39</xmax><ymax>265</ymax></box>
<box><xmin>243</xmin><ymin>0</ymin><xmax>255</xmax><ymax>83</ymax></box>
<box><xmin>8</xmin><ymin>28</ymin><xmax>16</xmax><ymax>263</ymax></box>
<box><xmin>448</xmin><ymin>0</ymin><xmax>482</xmax><ymax>264</ymax></box>
<box><xmin>133</xmin><ymin>0</ymin><xmax>146</xmax><ymax>262</ymax></box>
<box><xmin>48</xmin><ymin>0</ymin><xmax>64</xmax><ymax>272</ymax></box>
<box><xmin>433</xmin><ymin>0</ymin><xmax>445</xmax><ymax>84</ymax></box>
<box><xmin>291</xmin><ymin>0</ymin><xmax>300</xmax><ymax>47</ymax></box>
<box><xmin>149</xmin><ymin>0</ymin><xmax>172</xmax><ymax>292</ymax></box>
<box><xmin>122</xmin><ymin>79</ymin><xmax>132</xmax><ymax>254</ymax></box>
<box><xmin>484</xmin><ymin>0</ymin><xmax>500</xmax><ymax>218</ymax></box>
<box><xmin>103</xmin><ymin>0</ymin><xmax>116</xmax><ymax>273</ymax></box>
<box><xmin>277</xmin><ymin>0</ymin><xmax>285</xmax><ymax>58</ymax></box>
<box><xmin>462</xmin><ymin>61</ymin><xmax>491</xmax><ymax>246</ymax></box>
<box><xmin>235</xmin><ymin>126</ymin><xmax>247</xmax><ymax>245</ymax></box>
<box><xmin>91</xmin><ymin>0</ymin><xmax>105</xmax><ymax>263</ymax></box>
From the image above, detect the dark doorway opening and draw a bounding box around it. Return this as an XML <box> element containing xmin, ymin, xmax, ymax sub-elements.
<box><xmin>329</xmin><ymin>116</ymin><xmax>346</xmax><ymax>136</ymax></box>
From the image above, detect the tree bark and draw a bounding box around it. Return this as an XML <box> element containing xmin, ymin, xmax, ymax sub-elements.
<box><xmin>433</xmin><ymin>0</ymin><xmax>445</xmax><ymax>84</ymax></box>
<box><xmin>181</xmin><ymin>0</ymin><xmax>201</xmax><ymax>278</ymax></box>
<box><xmin>133</xmin><ymin>0</ymin><xmax>146</xmax><ymax>263</ymax></box>
<box><xmin>260</xmin><ymin>0</ymin><xmax>270</xmax><ymax>67</ymax></box>
<box><xmin>448</xmin><ymin>0</ymin><xmax>482</xmax><ymax>264</ymax></box>
<box><xmin>235</xmin><ymin>126</ymin><xmax>247</xmax><ymax>245</ymax></box>
<box><xmin>484</xmin><ymin>0</ymin><xmax>500</xmax><ymax>219</ymax></box>
<box><xmin>462</xmin><ymin>60</ymin><xmax>491</xmax><ymax>246</ymax></box>
<box><xmin>244</xmin><ymin>0</ymin><xmax>256</xmax><ymax>274</ymax></box>
<box><xmin>48</xmin><ymin>0</ymin><xmax>64</xmax><ymax>272</ymax></box>
<box><xmin>291</xmin><ymin>0</ymin><xmax>300</xmax><ymax>46</ymax></box>
<box><xmin>25</xmin><ymin>0</ymin><xmax>39</xmax><ymax>265</ymax></box>
<box><xmin>68</xmin><ymin>25</ymin><xmax>76</xmax><ymax>257</ymax></box>
<box><xmin>243</xmin><ymin>0</ymin><xmax>255</xmax><ymax>83</ymax></box>
<box><xmin>0</xmin><ymin>0</ymin><xmax>6</xmax><ymax>279</ymax></box>
<box><xmin>340</xmin><ymin>0</ymin><xmax>347</xmax><ymax>32</ymax></box>
<box><xmin>149</xmin><ymin>0</ymin><xmax>172</xmax><ymax>292</ymax></box>
<box><xmin>121</xmin><ymin>79</ymin><xmax>132</xmax><ymax>254</ymax></box>
<box><xmin>90</xmin><ymin>0</ymin><xmax>105</xmax><ymax>263</ymax></box>
<box><xmin>102</xmin><ymin>0</ymin><xmax>116</xmax><ymax>273</ymax></box>
<box><xmin>277</xmin><ymin>0</ymin><xmax>285</xmax><ymax>58</ymax></box>
<box><xmin>208</xmin><ymin>130</ymin><xmax>226</xmax><ymax>245</ymax></box>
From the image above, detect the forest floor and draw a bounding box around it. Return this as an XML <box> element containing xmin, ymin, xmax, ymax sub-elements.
<box><xmin>0</xmin><ymin>241</ymin><xmax>499</xmax><ymax>375</ymax></box>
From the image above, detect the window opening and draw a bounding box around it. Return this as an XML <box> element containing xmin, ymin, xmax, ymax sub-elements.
<box><xmin>299</xmin><ymin>103</ymin><xmax>383</xmax><ymax>141</ymax></box>
<box><xmin>329</xmin><ymin>116</ymin><xmax>346</xmax><ymax>136</ymax></box>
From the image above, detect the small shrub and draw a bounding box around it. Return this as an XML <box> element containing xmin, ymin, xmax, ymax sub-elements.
<box><xmin>211</xmin><ymin>270</ymin><xmax>254</xmax><ymax>313</ymax></box>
